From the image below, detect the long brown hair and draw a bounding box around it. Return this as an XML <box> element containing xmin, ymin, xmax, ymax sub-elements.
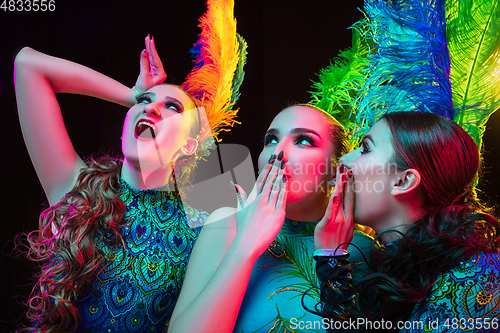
<box><xmin>355</xmin><ymin>112</ymin><xmax>499</xmax><ymax>325</ymax></box>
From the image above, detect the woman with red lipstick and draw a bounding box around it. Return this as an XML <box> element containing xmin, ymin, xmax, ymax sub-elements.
<box><xmin>313</xmin><ymin>112</ymin><xmax>500</xmax><ymax>332</ymax></box>
<box><xmin>13</xmin><ymin>36</ymin><xmax>219</xmax><ymax>332</ymax></box>
<box><xmin>169</xmin><ymin>104</ymin><xmax>374</xmax><ymax>333</ymax></box>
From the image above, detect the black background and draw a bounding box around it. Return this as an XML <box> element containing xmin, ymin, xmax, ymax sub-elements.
<box><xmin>0</xmin><ymin>1</ymin><xmax>498</xmax><ymax>331</ymax></box>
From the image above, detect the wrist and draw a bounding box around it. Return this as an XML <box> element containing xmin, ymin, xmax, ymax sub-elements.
<box><xmin>131</xmin><ymin>85</ymin><xmax>141</xmax><ymax>98</ymax></box>
<box><xmin>313</xmin><ymin>248</ymin><xmax>349</xmax><ymax>258</ymax></box>
<box><xmin>128</xmin><ymin>85</ymin><xmax>142</xmax><ymax>106</ymax></box>
<box><xmin>229</xmin><ymin>234</ymin><xmax>264</xmax><ymax>263</ymax></box>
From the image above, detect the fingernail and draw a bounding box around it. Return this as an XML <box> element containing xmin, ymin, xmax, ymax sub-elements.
<box><xmin>280</xmin><ymin>159</ymin><xmax>285</xmax><ymax>169</ymax></box>
<box><xmin>268</xmin><ymin>154</ymin><xmax>276</xmax><ymax>164</ymax></box>
<box><xmin>277</xmin><ymin>150</ymin><xmax>284</xmax><ymax>161</ymax></box>
<box><xmin>282</xmin><ymin>175</ymin><xmax>287</xmax><ymax>183</ymax></box>
<box><xmin>339</xmin><ymin>165</ymin><xmax>345</xmax><ymax>173</ymax></box>
<box><xmin>347</xmin><ymin>170</ymin><xmax>353</xmax><ymax>178</ymax></box>
<box><xmin>230</xmin><ymin>181</ymin><xmax>239</xmax><ymax>193</ymax></box>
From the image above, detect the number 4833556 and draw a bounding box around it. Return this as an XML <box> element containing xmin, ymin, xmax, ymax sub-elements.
<box><xmin>1</xmin><ymin>0</ymin><xmax>56</xmax><ymax>11</ymax></box>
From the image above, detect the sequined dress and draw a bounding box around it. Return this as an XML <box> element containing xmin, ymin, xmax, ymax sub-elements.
<box><xmin>75</xmin><ymin>178</ymin><xmax>208</xmax><ymax>332</ymax></box>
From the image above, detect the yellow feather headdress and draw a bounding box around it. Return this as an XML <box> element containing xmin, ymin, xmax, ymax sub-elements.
<box><xmin>181</xmin><ymin>0</ymin><xmax>247</xmax><ymax>143</ymax></box>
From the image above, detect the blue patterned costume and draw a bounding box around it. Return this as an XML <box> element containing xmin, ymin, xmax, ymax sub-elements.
<box><xmin>316</xmin><ymin>244</ymin><xmax>500</xmax><ymax>332</ymax></box>
<box><xmin>75</xmin><ymin>178</ymin><xmax>208</xmax><ymax>332</ymax></box>
<box><xmin>402</xmin><ymin>251</ymin><xmax>500</xmax><ymax>332</ymax></box>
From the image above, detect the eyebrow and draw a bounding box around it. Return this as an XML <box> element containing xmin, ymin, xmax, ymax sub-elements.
<box><xmin>138</xmin><ymin>92</ymin><xmax>185</xmax><ymax>111</ymax></box>
<box><xmin>265</xmin><ymin>127</ymin><xmax>321</xmax><ymax>138</ymax></box>
<box><xmin>164</xmin><ymin>96</ymin><xmax>184</xmax><ymax>111</ymax></box>
<box><xmin>266</xmin><ymin>128</ymin><xmax>279</xmax><ymax>136</ymax></box>
<box><xmin>363</xmin><ymin>134</ymin><xmax>375</xmax><ymax>145</ymax></box>
<box><xmin>291</xmin><ymin>128</ymin><xmax>321</xmax><ymax>138</ymax></box>
<box><xmin>138</xmin><ymin>92</ymin><xmax>155</xmax><ymax>98</ymax></box>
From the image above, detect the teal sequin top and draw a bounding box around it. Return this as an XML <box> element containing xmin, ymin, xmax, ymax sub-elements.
<box><xmin>75</xmin><ymin>178</ymin><xmax>208</xmax><ymax>332</ymax></box>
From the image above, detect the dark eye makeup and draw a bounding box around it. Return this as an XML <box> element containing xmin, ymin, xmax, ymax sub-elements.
<box><xmin>135</xmin><ymin>94</ymin><xmax>184</xmax><ymax>113</ymax></box>
<box><xmin>294</xmin><ymin>133</ymin><xmax>317</xmax><ymax>147</ymax></box>
<box><xmin>164</xmin><ymin>98</ymin><xmax>183</xmax><ymax>113</ymax></box>
<box><xmin>136</xmin><ymin>93</ymin><xmax>152</xmax><ymax>104</ymax></box>
<box><xmin>263</xmin><ymin>133</ymin><xmax>279</xmax><ymax>146</ymax></box>
<box><xmin>360</xmin><ymin>139</ymin><xmax>370</xmax><ymax>154</ymax></box>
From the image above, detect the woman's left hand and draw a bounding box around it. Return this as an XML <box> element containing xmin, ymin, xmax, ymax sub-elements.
<box><xmin>314</xmin><ymin>167</ymin><xmax>355</xmax><ymax>250</ymax></box>
<box><xmin>133</xmin><ymin>35</ymin><xmax>167</xmax><ymax>96</ymax></box>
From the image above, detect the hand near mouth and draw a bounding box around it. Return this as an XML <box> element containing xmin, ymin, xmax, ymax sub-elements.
<box><xmin>314</xmin><ymin>167</ymin><xmax>354</xmax><ymax>251</ymax></box>
<box><xmin>231</xmin><ymin>152</ymin><xmax>289</xmax><ymax>260</ymax></box>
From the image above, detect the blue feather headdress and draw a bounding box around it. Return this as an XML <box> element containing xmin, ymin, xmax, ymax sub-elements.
<box><xmin>310</xmin><ymin>0</ymin><xmax>500</xmax><ymax>149</ymax></box>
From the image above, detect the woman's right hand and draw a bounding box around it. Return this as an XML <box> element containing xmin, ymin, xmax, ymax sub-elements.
<box><xmin>314</xmin><ymin>166</ymin><xmax>355</xmax><ymax>251</ymax></box>
<box><xmin>231</xmin><ymin>152</ymin><xmax>288</xmax><ymax>259</ymax></box>
<box><xmin>132</xmin><ymin>35</ymin><xmax>167</xmax><ymax>96</ymax></box>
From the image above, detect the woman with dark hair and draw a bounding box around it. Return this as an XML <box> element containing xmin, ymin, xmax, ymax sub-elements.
<box><xmin>314</xmin><ymin>111</ymin><xmax>500</xmax><ymax>332</ymax></box>
<box><xmin>169</xmin><ymin>104</ymin><xmax>375</xmax><ymax>333</ymax></box>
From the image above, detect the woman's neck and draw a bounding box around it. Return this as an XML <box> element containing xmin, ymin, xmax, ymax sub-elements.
<box><xmin>285</xmin><ymin>193</ymin><xmax>329</xmax><ymax>222</ymax></box>
<box><xmin>121</xmin><ymin>159</ymin><xmax>174</xmax><ymax>190</ymax></box>
<box><xmin>371</xmin><ymin>203</ymin><xmax>427</xmax><ymax>243</ymax></box>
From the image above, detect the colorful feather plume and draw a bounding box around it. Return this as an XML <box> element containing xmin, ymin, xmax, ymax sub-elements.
<box><xmin>446</xmin><ymin>0</ymin><xmax>500</xmax><ymax>148</ymax></box>
<box><xmin>350</xmin><ymin>0</ymin><xmax>453</xmax><ymax>142</ymax></box>
<box><xmin>181</xmin><ymin>0</ymin><xmax>247</xmax><ymax>142</ymax></box>
<box><xmin>309</xmin><ymin>20</ymin><xmax>373</xmax><ymax>136</ymax></box>
<box><xmin>310</xmin><ymin>0</ymin><xmax>455</xmax><ymax>146</ymax></box>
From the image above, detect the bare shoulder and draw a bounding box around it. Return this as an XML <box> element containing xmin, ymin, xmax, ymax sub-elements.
<box><xmin>203</xmin><ymin>207</ymin><xmax>238</xmax><ymax>229</ymax></box>
<box><xmin>194</xmin><ymin>207</ymin><xmax>238</xmax><ymax>246</ymax></box>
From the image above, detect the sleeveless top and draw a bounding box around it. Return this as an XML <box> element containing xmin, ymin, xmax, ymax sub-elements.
<box><xmin>233</xmin><ymin>219</ymin><xmax>374</xmax><ymax>333</ymax></box>
<box><xmin>75</xmin><ymin>178</ymin><xmax>208</xmax><ymax>333</ymax></box>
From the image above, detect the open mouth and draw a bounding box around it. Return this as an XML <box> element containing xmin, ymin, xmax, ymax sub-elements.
<box><xmin>135</xmin><ymin>119</ymin><xmax>158</xmax><ymax>138</ymax></box>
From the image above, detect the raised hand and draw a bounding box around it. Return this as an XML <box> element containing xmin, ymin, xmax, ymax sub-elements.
<box><xmin>133</xmin><ymin>35</ymin><xmax>167</xmax><ymax>96</ymax></box>
<box><xmin>232</xmin><ymin>151</ymin><xmax>289</xmax><ymax>259</ymax></box>
<box><xmin>314</xmin><ymin>166</ymin><xmax>355</xmax><ymax>251</ymax></box>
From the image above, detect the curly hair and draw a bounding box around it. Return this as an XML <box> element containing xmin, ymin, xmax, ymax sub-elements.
<box><xmin>19</xmin><ymin>84</ymin><xmax>206</xmax><ymax>332</ymax></box>
<box><xmin>353</xmin><ymin>112</ymin><xmax>500</xmax><ymax>326</ymax></box>
<box><xmin>161</xmin><ymin>83</ymin><xmax>206</xmax><ymax>194</ymax></box>
<box><xmin>21</xmin><ymin>156</ymin><xmax>125</xmax><ymax>332</ymax></box>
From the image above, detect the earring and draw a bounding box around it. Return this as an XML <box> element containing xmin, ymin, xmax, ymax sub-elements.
<box><xmin>329</xmin><ymin>179</ymin><xmax>336</xmax><ymax>186</ymax></box>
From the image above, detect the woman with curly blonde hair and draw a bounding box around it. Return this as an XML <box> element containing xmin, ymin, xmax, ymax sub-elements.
<box><xmin>14</xmin><ymin>34</ymin><xmax>223</xmax><ymax>332</ymax></box>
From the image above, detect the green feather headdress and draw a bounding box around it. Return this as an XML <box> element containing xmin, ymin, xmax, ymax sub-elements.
<box><xmin>309</xmin><ymin>21</ymin><xmax>373</xmax><ymax>134</ymax></box>
<box><xmin>310</xmin><ymin>0</ymin><xmax>500</xmax><ymax>150</ymax></box>
<box><xmin>447</xmin><ymin>0</ymin><xmax>500</xmax><ymax>148</ymax></box>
